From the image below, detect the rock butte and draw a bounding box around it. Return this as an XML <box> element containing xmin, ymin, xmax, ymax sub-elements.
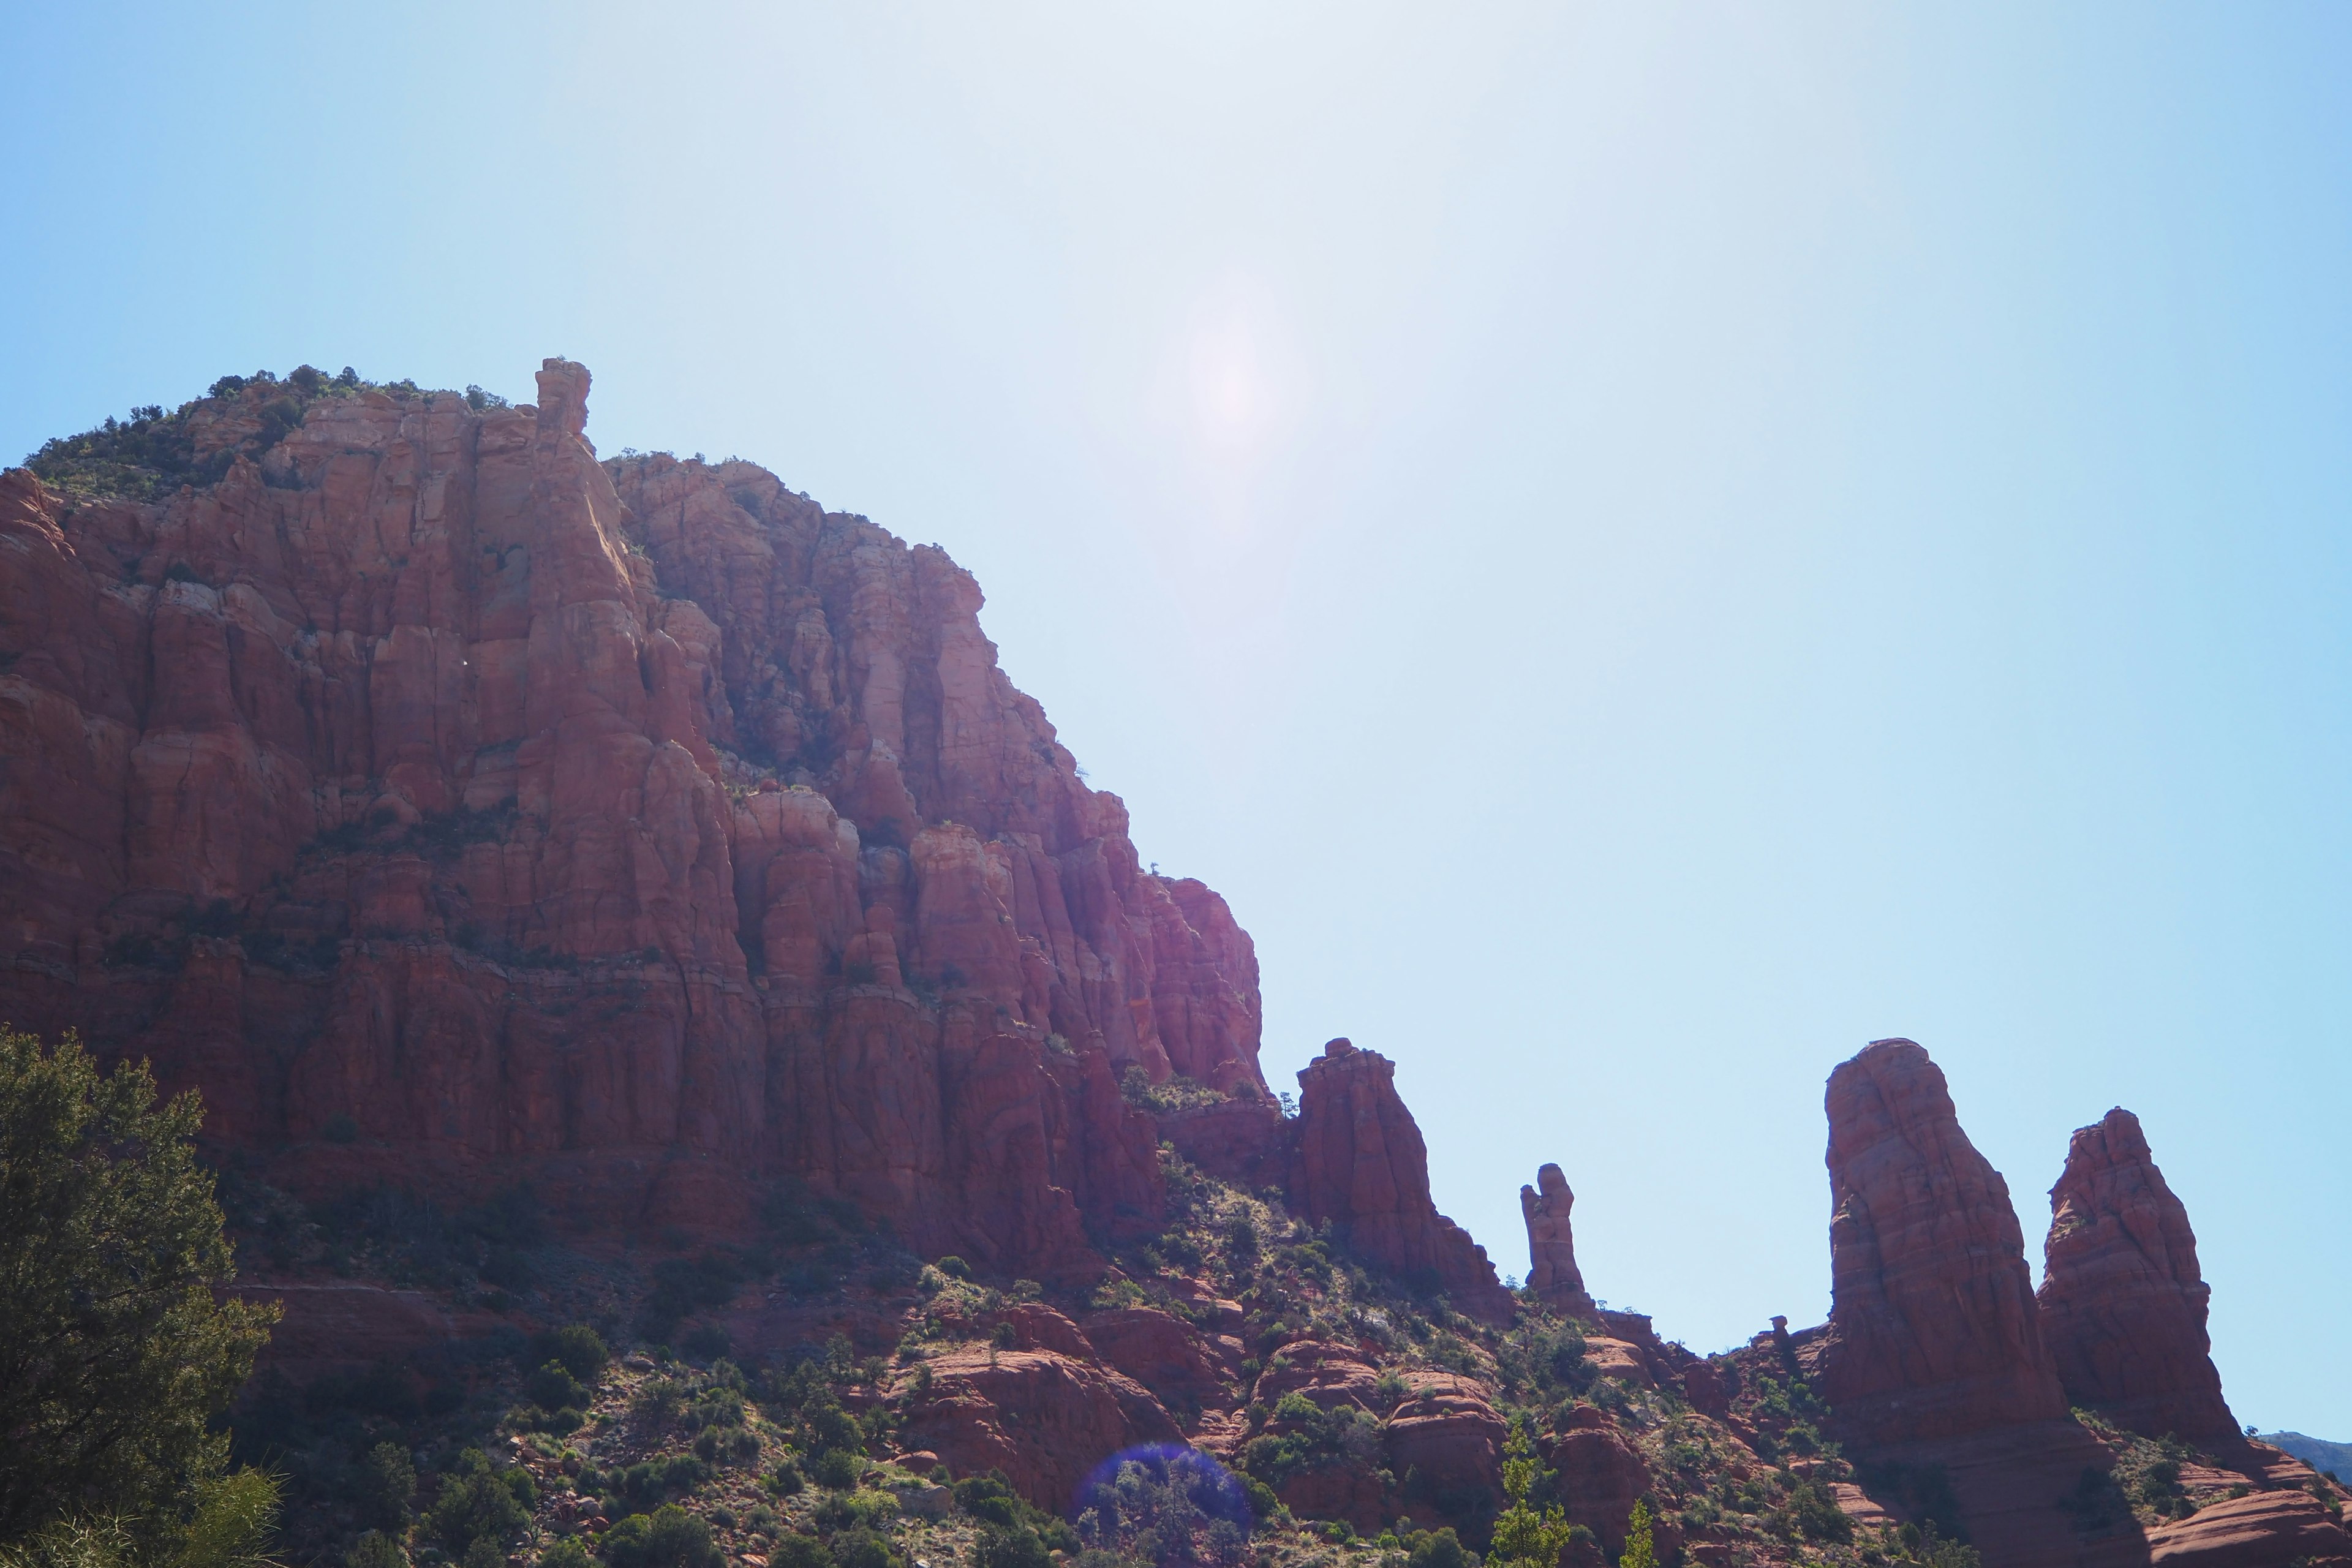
<box><xmin>2</xmin><ymin>363</ymin><xmax>2344</xmax><ymax>1567</ymax></box>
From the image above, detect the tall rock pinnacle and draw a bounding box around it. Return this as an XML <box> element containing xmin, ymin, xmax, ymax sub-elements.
<box><xmin>1520</xmin><ymin>1163</ymin><xmax>1596</xmax><ymax>1317</ymax></box>
<box><xmin>1819</xmin><ymin>1038</ymin><xmax>2068</xmax><ymax>1446</ymax></box>
<box><xmin>2038</xmin><ymin>1107</ymin><xmax>2239</xmax><ymax>1444</ymax></box>
<box><xmin>1288</xmin><ymin>1039</ymin><xmax>1514</xmax><ymax>1325</ymax></box>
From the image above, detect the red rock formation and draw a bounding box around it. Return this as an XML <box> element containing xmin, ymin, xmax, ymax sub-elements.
<box><xmin>1079</xmin><ymin>1306</ymin><xmax>1231</xmax><ymax>1413</ymax></box>
<box><xmin>1818</xmin><ymin>1038</ymin><xmax>2068</xmax><ymax>1446</ymax></box>
<box><xmin>1156</xmin><ymin>1095</ymin><xmax>1289</xmax><ymax>1191</ymax></box>
<box><xmin>0</xmin><ymin>361</ymin><xmax>1267</xmax><ymax>1275</ymax></box>
<box><xmin>895</xmin><ymin>1346</ymin><xmax>1180</xmax><ymax>1510</ymax></box>
<box><xmin>1520</xmin><ymin>1162</ymin><xmax>1596</xmax><ymax>1317</ymax></box>
<box><xmin>1543</xmin><ymin>1408</ymin><xmax>1655</xmax><ymax>1558</ymax></box>
<box><xmin>2039</xmin><ymin>1108</ymin><xmax>2239</xmax><ymax>1444</ymax></box>
<box><xmin>1287</xmin><ymin>1039</ymin><xmax>1513</xmax><ymax>1325</ymax></box>
<box><xmin>1382</xmin><ymin>1370</ymin><xmax>1507</xmax><ymax>1520</ymax></box>
<box><xmin>1252</xmin><ymin>1340</ymin><xmax>1385</xmax><ymax>1414</ymax></box>
<box><xmin>2146</xmin><ymin>1489</ymin><xmax>2352</xmax><ymax>1566</ymax></box>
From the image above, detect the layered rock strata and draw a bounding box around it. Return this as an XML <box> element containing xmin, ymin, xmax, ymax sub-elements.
<box><xmin>1520</xmin><ymin>1161</ymin><xmax>1596</xmax><ymax>1317</ymax></box>
<box><xmin>0</xmin><ymin>361</ymin><xmax>1261</xmax><ymax>1272</ymax></box>
<box><xmin>2040</xmin><ymin>1108</ymin><xmax>2240</xmax><ymax>1445</ymax></box>
<box><xmin>1287</xmin><ymin>1039</ymin><xmax>1513</xmax><ymax>1325</ymax></box>
<box><xmin>1817</xmin><ymin>1038</ymin><xmax>2068</xmax><ymax>1445</ymax></box>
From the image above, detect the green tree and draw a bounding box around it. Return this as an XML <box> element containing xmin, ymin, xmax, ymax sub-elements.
<box><xmin>1617</xmin><ymin>1499</ymin><xmax>1656</xmax><ymax>1568</ymax></box>
<box><xmin>360</xmin><ymin>1444</ymin><xmax>417</xmax><ymax>1532</ymax></box>
<box><xmin>423</xmin><ymin>1451</ymin><xmax>529</xmax><ymax>1557</ymax></box>
<box><xmin>1488</xmin><ymin>1417</ymin><xmax>1578</xmax><ymax>1568</ymax></box>
<box><xmin>533</xmin><ymin>1325</ymin><xmax>609</xmax><ymax>1386</ymax></box>
<box><xmin>345</xmin><ymin>1531</ymin><xmax>409</xmax><ymax>1568</ymax></box>
<box><xmin>600</xmin><ymin>1506</ymin><xmax>718</xmax><ymax>1568</ymax></box>
<box><xmin>0</xmin><ymin>1028</ymin><xmax>278</xmax><ymax>1545</ymax></box>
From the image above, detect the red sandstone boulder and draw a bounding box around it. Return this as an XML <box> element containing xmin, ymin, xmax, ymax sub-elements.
<box><xmin>2039</xmin><ymin>1107</ymin><xmax>2240</xmax><ymax>1445</ymax></box>
<box><xmin>1520</xmin><ymin>1163</ymin><xmax>1596</xmax><ymax>1318</ymax></box>
<box><xmin>1818</xmin><ymin>1038</ymin><xmax>2068</xmax><ymax>1446</ymax></box>
<box><xmin>1253</xmin><ymin>1340</ymin><xmax>1386</xmax><ymax>1412</ymax></box>
<box><xmin>1382</xmin><ymin>1371</ymin><xmax>1507</xmax><ymax>1519</ymax></box>
<box><xmin>895</xmin><ymin>1347</ymin><xmax>1180</xmax><ymax>1512</ymax></box>
<box><xmin>1542</xmin><ymin>1423</ymin><xmax>1653</xmax><ymax>1556</ymax></box>
<box><xmin>1287</xmin><ymin>1039</ymin><xmax>1512</xmax><ymax>1325</ymax></box>
<box><xmin>1273</xmin><ymin>1468</ymin><xmax>1392</xmax><ymax>1537</ymax></box>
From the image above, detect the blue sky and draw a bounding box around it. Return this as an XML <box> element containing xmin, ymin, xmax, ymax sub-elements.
<box><xmin>6</xmin><ymin>4</ymin><xmax>2347</xmax><ymax>1435</ymax></box>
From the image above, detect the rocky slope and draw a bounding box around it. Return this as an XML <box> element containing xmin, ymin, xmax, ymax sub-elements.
<box><xmin>6</xmin><ymin>364</ymin><xmax>2346</xmax><ymax>1568</ymax></box>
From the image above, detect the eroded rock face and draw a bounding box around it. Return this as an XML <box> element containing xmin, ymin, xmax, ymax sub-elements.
<box><xmin>1520</xmin><ymin>1163</ymin><xmax>1596</xmax><ymax>1317</ymax></box>
<box><xmin>1381</xmin><ymin>1370</ymin><xmax>1507</xmax><ymax>1520</ymax></box>
<box><xmin>2146</xmin><ymin>1488</ymin><xmax>2352</xmax><ymax>1567</ymax></box>
<box><xmin>894</xmin><ymin>1346</ymin><xmax>1180</xmax><ymax>1511</ymax></box>
<box><xmin>1817</xmin><ymin>1038</ymin><xmax>2067</xmax><ymax>1446</ymax></box>
<box><xmin>0</xmin><ymin>361</ymin><xmax>1265</xmax><ymax>1274</ymax></box>
<box><xmin>2039</xmin><ymin>1108</ymin><xmax>2239</xmax><ymax>1445</ymax></box>
<box><xmin>1287</xmin><ymin>1039</ymin><xmax>1513</xmax><ymax>1325</ymax></box>
<box><xmin>1544</xmin><ymin>1409</ymin><xmax>1655</xmax><ymax>1558</ymax></box>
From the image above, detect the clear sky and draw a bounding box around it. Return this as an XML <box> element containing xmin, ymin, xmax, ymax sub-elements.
<box><xmin>6</xmin><ymin>3</ymin><xmax>2347</xmax><ymax>1436</ymax></box>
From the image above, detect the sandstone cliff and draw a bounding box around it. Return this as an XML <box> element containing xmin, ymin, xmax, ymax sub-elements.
<box><xmin>0</xmin><ymin>360</ymin><xmax>1260</xmax><ymax>1273</ymax></box>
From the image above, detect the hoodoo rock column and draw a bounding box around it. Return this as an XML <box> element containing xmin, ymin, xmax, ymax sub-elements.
<box><xmin>2038</xmin><ymin>1107</ymin><xmax>2241</xmax><ymax>1446</ymax></box>
<box><xmin>1520</xmin><ymin>1162</ymin><xmax>1596</xmax><ymax>1318</ymax></box>
<box><xmin>1287</xmin><ymin>1038</ymin><xmax>1513</xmax><ymax>1325</ymax></box>
<box><xmin>1818</xmin><ymin>1038</ymin><xmax>2068</xmax><ymax>1445</ymax></box>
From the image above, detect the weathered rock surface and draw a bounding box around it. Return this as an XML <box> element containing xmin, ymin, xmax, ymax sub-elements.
<box><xmin>1520</xmin><ymin>1162</ymin><xmax>1596</xmax><ymax>1318</ymax></box>
<box><xmin>1818</xmin><ymin>1038</ymin><xmax>2068</xmax><ymax>1446</ymax></box>
<box><xmin>1382</xmin><ymin>1370</ymin><xmax>1507</xmax><ymax>1519</ymax></box>
<box><xmin>2040</xmin><ymin>1108</ymin><xmax>2240</xmax><ymax>1444</ymax></box>
<box><xmin>0</xmin><ymin>362</ymin><xmax>1267</xmax><ymax>1275</ymax></box>
<box><xmin>2145</xmin><ymin>1488</ymin><xmax>2352</xmax><ymax>1567</ymax></box>
<box><xmin>1543</xmin><ymin>1408</ymin><xmax>1655</xmax><ymax>1558</ymax></box>
<box><xmin>1287</xmin><ymin>1039</ymin><xmax>1512</xmax><ymax>1325</ymax></box>
<box><xmin>895</xmin><ymin>1346</ymin><xmax>1180</xmax><ymax>1512</ymax></box>
<box><xmin>1078</xmin><ymin>1306</ymin><xmax>1230</xmax><ymax>1413</ymax></box>
<box><xmin>1157</xmin><ymin>1095</ymin><xmax>1289</xmax><ymax>1191</ymax></box>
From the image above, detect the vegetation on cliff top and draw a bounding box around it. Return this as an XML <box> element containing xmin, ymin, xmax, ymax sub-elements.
<box><xmin>20</xmin><ymin>364</ymin><xmax>505</xmax><ymax>502</ymax></box>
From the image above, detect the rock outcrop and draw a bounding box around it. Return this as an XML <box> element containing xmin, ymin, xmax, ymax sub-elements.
<box><xmin>895</xmin><ymin>1344</ymin><xmax>1182</xmax><ymax>1512</ymax></box>
<box><xmin>1520</xmin><ymin>1162</ymin><xmax>1596</xmax><ymax>1317</ymax></box>
<box><xmin>0</xmin><ymin>361</ymin><xmax>1264</xmax><ymax>1275</ymax></box>
<box><xmin>1287</xmin><ymin>1039</ymin><xmax>1513</xmax><ymax>1325</ymax></box>
<box><xmin>2040</xmin><ymin>1108</ymin><xmax>2240</xmax><ymax>1445</ymax></box>
<box><xmin>1543</xmin><ymin>1409</ymin><xmax>1655</xmax><ymax>1559</ymax></box>
<box><xmin>1818</xmin><ymin>1038</ymin><xmax>2068</xmax><ymax>1446</ymax></box>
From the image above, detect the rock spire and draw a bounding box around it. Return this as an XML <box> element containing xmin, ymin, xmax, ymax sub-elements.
<box><xmin>1818</xmin><ymin>1038</ymin><xmax>2068</xmax><ymax>1446</ymax></box>
<box><xmin>1288</xmin><ymin>1039</ymin><xmax>1513</xmax><ymax>1325</ymax></box>
<box><xmin>2038</xmin><ymin>1107</ymin><xmax>2239</xmax><ymax>1444</ymax></box>
<box><xmin>1520</xmin><ymin>1163</ymin><xmax>1596</xmax><ymax>1317</ymax></box>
